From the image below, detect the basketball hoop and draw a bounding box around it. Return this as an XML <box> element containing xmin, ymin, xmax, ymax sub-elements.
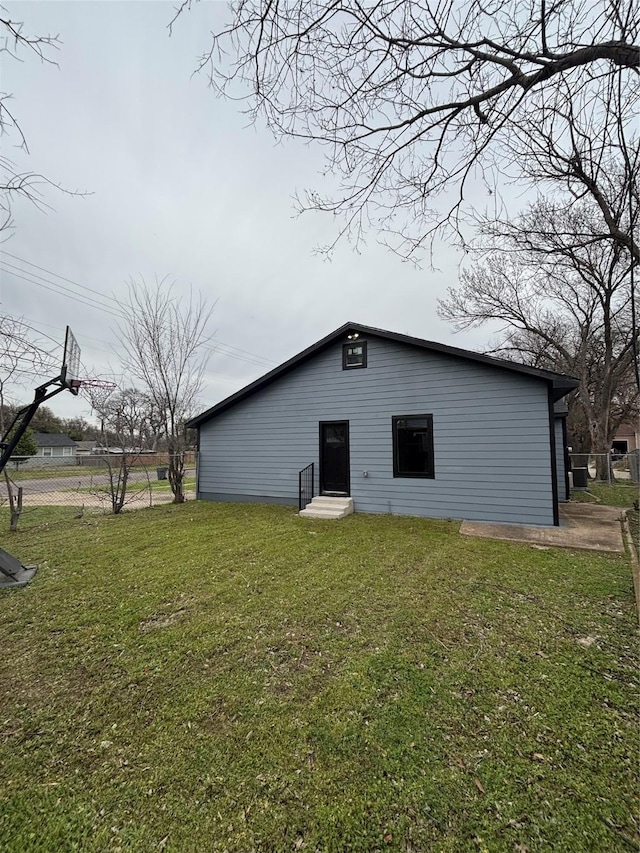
<box><xmin>62</xmin><ymin>327</ymin><xmax>81</xmax><ymax>395</ymax></box>
<box><xmin>72</xmin><ymin>378</ymin><xmax>117</xmax><ymax>390</ymax></box>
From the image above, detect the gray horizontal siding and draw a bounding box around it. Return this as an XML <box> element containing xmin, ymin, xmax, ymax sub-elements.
<box><xmin>555</xmin><ymin>418</ymin><xmax>567</xmax><ymax>502</ymax></box>
<box><xmin>198</xmin><ymin>335</ymin><xmax>556</xmax><ymax>525</ymax></box>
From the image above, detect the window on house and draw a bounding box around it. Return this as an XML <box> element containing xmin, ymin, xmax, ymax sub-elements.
<box><xmin>342</xmin><ymin>341</ymin><xmax>367</xmax><ymax>369</ymax></box>
<box><xmin>62</xmin><ymin>446</ymin><xmax>73</xmax><ymax>456</ymax></box>
<box><xmin>392</xmin><ymin>415</ymin><xmax>435</xmax><ymax>478</ymax></box>
<box><xmin>42</xmin><ymin>447</ymin><xmax>52</xmax><ymax>457</ymax></box>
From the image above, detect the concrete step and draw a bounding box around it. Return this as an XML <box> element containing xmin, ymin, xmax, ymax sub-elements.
<box><xmin>307</xmin><ymin>497</ymin><xmax>353</xmax><ymax>510</ymax></box>
<box><xmin>299</xmin><ymin>496</ymin><xmax>354</xmax><ymax>519</ymax></box>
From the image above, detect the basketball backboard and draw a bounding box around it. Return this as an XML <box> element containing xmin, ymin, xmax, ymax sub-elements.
<box><xmin>61</xmin><ymin>326</ymin><xmax>81</xmax><ymax>394</ymax></box>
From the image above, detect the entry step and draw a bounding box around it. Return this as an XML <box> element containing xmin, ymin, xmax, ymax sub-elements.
<box><xmin>299</xmin><ymin>496</ymin><xmax>354</xmax><ymax>519</ymax></box>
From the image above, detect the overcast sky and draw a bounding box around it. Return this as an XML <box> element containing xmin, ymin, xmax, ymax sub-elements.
<box><xmin>1</xmin><ymin>1</ymin><xmax>497</xmax><ymax>422</ymax></box>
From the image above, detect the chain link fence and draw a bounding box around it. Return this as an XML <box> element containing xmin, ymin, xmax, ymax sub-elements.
<box><xmin>569</xmin><ymin>451</ymin><xmax>640</xmax><ymax>486</ymax></box>
<box><xmin>0</xmin><ymin>453</ymin><xmax>197</xmax><ymax>529</ymax></box>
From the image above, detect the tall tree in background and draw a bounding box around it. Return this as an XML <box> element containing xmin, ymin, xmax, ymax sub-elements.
<box><xmin>439</xmin><ymin>198</ymin><xmax>638</xmax><ymax>480</ymax></box>
<box><xmin>116</xmin><ymin>278</ymin><xmax>214</xmax><ymax>503</ymax></box>
<box><xmin>60</xmin><ymin>416</ymin><xmax>90</xmax><ymax>441</ymax></box>
<box><xmin>174</xmin><ymin>0</ymin><xmax>638</xmax><ymax>260</ymax></box>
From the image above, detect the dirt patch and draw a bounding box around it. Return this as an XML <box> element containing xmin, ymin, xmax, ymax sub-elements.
<box><xmin>139</xmin><ymin>608</ymin><xmax>190</xmax><ymax>633</ymax></box>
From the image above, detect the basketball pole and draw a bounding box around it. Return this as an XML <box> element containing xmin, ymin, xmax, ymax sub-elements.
<box><xmin>0</xmin><ymin>375</ymin><xmax>77</xmax><ymax>474</ymax></box>
<box><xmin>0</xmin><ymin>326</ymin><xmax>83</xmax><ymax>589</ymax></box>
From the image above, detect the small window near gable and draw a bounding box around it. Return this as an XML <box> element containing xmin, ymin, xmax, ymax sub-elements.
<box><xmin>342</xmin><ymin>341</ymin><xmax>367</xmax><ymax>370</ymax></box>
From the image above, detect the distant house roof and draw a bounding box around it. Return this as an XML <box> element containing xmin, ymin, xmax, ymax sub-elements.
<box><xmin>32</xmin><ymin>432</ymin><xmax>78</xmax><ymax>448</ymax></box>
<box><xmin>187</xmin><ymin>321</ymin><xmax>579</xmax><ymax>429</ymax></box>
<box><xmin>75</xmin><ymin>440</ymin><xmax>99</xmax><ymax>452</ymax></box>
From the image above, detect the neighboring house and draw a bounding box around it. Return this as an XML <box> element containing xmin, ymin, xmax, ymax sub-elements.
<box><xmin>75</xmin><ymin>439</ymin><xmax>101</xmax><ymax>456</ymax></box>
<box><xmin>612</xmin><ymin>423</ymin><xmax>639</xmax><ymax>455</ymax></box>
<box><xmin>31</xmin><ymin>433</ymin><xmax>78</xmax><ymax>466</ymax></box>
<box><xmin>187</xmin><ymin>323</ymin><xmax>578</xmax><ymax>527</ymax></box>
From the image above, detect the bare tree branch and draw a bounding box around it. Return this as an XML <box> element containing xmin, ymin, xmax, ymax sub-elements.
<box><xmin>438</xmin><ymin>198</ymin><xmax>639</xmax><ymax>479</ymax></box>
<box><xmin>173</xmin><ymin>0</ymin><xmax>639</xmax><ymax>260</ymax></box>
<box><xmin>115</xmin><ymin>277</ymin><xmax>215</xmax><ymax>503</ymax></box>
<box><xmin>0</xmin><ymin>9</ymin><xmax>87</xmax><ymax>234</ymax></box>
<box><xmin>0</xmin><ymin>315</ymin><xmax>59</xmax><ymax>431</ymax></box>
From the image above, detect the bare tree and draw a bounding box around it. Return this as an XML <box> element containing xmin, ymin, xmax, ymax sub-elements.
<box><xmin>97</xmin><ymin>387</ymin><xmax>154</xmax><ymax>450</ymax></box>
<box><xmin>116</xmin><ymin>278</ymin><xmax>214</xmax><ymax>503</ymax></box>
<box><xmin>84</xmin><ymin>386</ymin><xmax>152</xmax><ymax>515</ymax></box>
<box><xmin>172</xmin><ymin>0</ymin><xmax>639</xmax><ymax>259</ymax></box>
<box><xmin>439</xmin><ymin>199</ymin><xmax>639</xmax><ymax>480</ymax></box>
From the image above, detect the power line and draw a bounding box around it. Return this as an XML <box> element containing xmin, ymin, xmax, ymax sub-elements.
<box><xmin>208</xmin><ymin>342</ymin><xmax>274</xmax><ymax>368</ymax></box>
<box><xmin>210</xmin><ymin>338</ymin><xmax>278</xmax><ymax>365</ymax></box>
<box><xmin>2</xmin><ymin>250</ymin><xmax>125</xmax><ymax>312</ymax></box>
<box><xmin>2</xmin><ymin>254</ymin><xmax>279</xmax><ymax>367</ymax></box>
<box><xmin>3</xmin><ymin>261</ymin><xmax>125</xmax><ymax>320</ymax></box>
<box><xmin>5</xmin><ymin>271</ymin><xmax>275</xmax><ymax>367</ymax></box>
<box><xmin>1</xmin><ymin>266</ymin><xmax>124</xmax><ymax>320</ymax></box>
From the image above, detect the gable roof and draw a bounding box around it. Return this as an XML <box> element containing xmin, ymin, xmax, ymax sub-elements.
<box><xmin>33</xmin><ymin>432</ymin><xmax>78</xmax><ymax>447</ymax></box>
<box><xmin>187</xmin><ymin>322</ymin><xmax>579</xmax><ymax>428</ymax></box>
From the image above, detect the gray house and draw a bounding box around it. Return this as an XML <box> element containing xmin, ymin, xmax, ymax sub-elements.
<box><xmin>187</xmin><ymin>323</ymin><xmax>578</xmax><ymax>526</ymax></box>
<box><xmin>32</xmin><ymin>433</ymin><xmax>78</xmax><ymax>467</ymax></box>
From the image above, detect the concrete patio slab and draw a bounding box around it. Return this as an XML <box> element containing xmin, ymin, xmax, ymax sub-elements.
<box><xmin>460</xmin><ymin>503</ymin><xmax>626</xmax><ymax>553</ymax></box>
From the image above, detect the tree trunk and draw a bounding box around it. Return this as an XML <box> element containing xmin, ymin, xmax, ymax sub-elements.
<box><xmin>168</xmin><ymin>441</ymin><xmax>185</xmax><ymax>503</ymax></box>
<box><xmin>4</xmin><ymin>470</ymin><xmax>23</xmax><ymax>531</ymax></box>
<box><xmin>589</xmin><ymin>418</ymin><xmax>614</xmax><ymax>482</ymax></box>
<box><xmin>11</xmin><ymin>486</ymin><xmax>23</xmax><ymax>532</ymax></box>
<box><xmin>103</xmin><ymin>455</ymin><xmax>130</xmax><ymax>514</ymax></box>
<box><xmin>113</xmin><ymin>456</ymin><xmax>129</xmax><ymax>514</ymax></box>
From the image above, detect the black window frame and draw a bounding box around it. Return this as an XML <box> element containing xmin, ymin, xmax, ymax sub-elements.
<box><xmin>392</xmin><ymin>414</ymin><xmax>435</xmax><ymax>479</ymax></box>
<box><xmin>342</xmin><ymin>341</ymin><xmax>367</xmax><ymax>370</ymax></box>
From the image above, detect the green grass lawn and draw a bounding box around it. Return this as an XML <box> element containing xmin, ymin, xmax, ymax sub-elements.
<box><xmin>570</xmin><ymin>480</ymin><xmax>639</xmax><ymax>508</ymax></box>
<box><xmin>0</xmin><ymin>504</ymin><xmax>637</xmax><ymax>852</ymax></box>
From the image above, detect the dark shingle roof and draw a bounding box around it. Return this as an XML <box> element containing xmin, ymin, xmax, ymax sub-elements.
<box><xmin>33</xmin><ymin>433</ymin><xmax>78</xmax><ymax>447</ymax></box>
<box><xmin>187</xmin><ymin>321</ymin><xmax>579</xmax><ymax>429</ymax></box>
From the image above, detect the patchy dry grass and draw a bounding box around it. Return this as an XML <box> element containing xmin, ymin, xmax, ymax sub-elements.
<box><xmin>0</xmin><ymin>503</ymin><xmax>637</xmax><ymax>852</ymax></box>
